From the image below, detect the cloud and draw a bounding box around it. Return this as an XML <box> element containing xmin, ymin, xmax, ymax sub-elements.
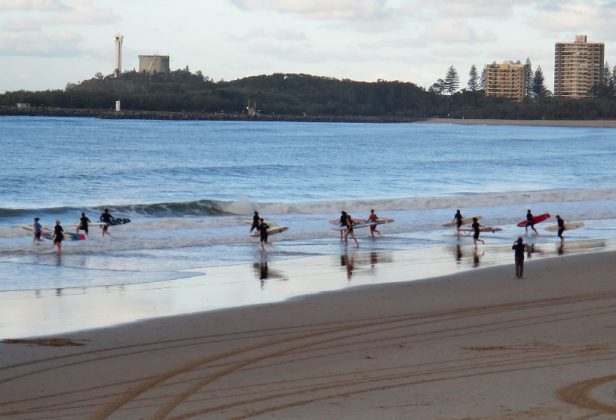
<box><xmin>1</xmin><ymin>0</ymin><xmax>117</xmax><ymax>30</ymax></box>
<box><xmin>531</xmin><ymin>1</ymin><xmax>616</xmax><ymax>39</ymax></box>
<box><xmin>0</xmin><ymin>30</ymin><xmax>85</xmax><ymax>57</ymax></box>
<box><xmin>419</xmin><ymin>20</ymin><xmax>496</xmax><ymax>44</ymax></box>
<box><xmin>231</xmin><ymin>0</ymin><xmax>392</xmax><ymax>20</ymax></box>
<box><xmin>0</xmin><ymin>0</ymin><xmax>67</xmax><ymax>11</ymax></box>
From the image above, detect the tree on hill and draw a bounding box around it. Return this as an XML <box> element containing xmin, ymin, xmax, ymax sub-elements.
<box><xmin>480</xmin><ymin>66</ymin><xmax>487</xmax><ymax>89</ymax></box>
<box><xmin>532</xmin><ymin>66</ymin><xmax>547</xmax><ymax>98</ymax></box>
<box><xmin>444</xmin><ymin>66</ymin><xmax>459</xmax><ymax>95</ymax></box>
<box><xmin>468</xmin><ymin>65</ymin><xmax>479</xmax><ymax>91</ymax></box>
<box><xmin>524</xmin><ymin>58</ymin><xmax>533</xmax><ymax>97</ymax></box>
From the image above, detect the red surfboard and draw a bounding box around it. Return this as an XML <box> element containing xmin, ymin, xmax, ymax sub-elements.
<box><xmin>516</xmin><ymin>213</ymin><xmax>551</xmax><ymax>227</ymax></box>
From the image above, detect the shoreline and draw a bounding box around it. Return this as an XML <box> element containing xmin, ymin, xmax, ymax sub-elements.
<box><xmin>0</xmin><ymin>237</ymin><xmax>612</xmax><ymax>339</ymax></box>
<box><xmin>3</xmin><ymin>108</ymin><xmax>616</xmax><ymax>127</ymax></box>
<box><xmin>423</xmin><ymin>117</ymin><xmax>616</xmax><ymax>128</ymax></box>
<box><xmin>1</xmin><ymin>249</ymin><xmax>615</xmax><ymax>418</ymax></box>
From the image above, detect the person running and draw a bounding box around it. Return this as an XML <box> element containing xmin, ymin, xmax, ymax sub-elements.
<box><xmin>33</xmin><ymin>217</ymin><xmax>42</xmax><ymax>241</ymax></box>
<box><xmin>512</xmin><ymin>237</ymin><xmax>526</xmax><ymax>278</ymax></box>
<box><xmin>77</xmin><ymin>212</ymin><xmax>91</xmax><ymax>235</ymax></box>
<box><xmin>345</xmin><ymin>213</ymin><xmax>360</xmax><ymax>248</ymax></box>
<box><xmin>453</xmin><ymin>209</ymin><xmax>464</xmax><ymax>232</ymax></box>
<box><xmin>471</xmin><ymin>217</ymin><xmax>484</xmax><ymax>249</ymax></box>
<box><xmin>250</xmin><ymin>211</ymin><xmax>260</xmax><ymax>233</ymax></box>
<box><xmin>100</xmin><ymin>209</ymin><xmax>113</xmax><ymax>236</ymax></box>
<box><xmin>258</xmin><ymin>218</ymin><xmax>270</xmax><ymax>251</ymax></box>
<box><xmin>526</xmin><ymin>209</ymin><xmax>538</xmax><ymax>234</ymax></box>
<box><xmin>338</xmin><ymin>211</ymin><xmax>348</xmax><ymax>241</ymax></box>
<box><xmin>367</xmin><ymin>209</ymin><xmax>380</xmax><ymax>238</ymax></box>
<box><xmin>53</xmin><ymin>220</ymin><xmax>64</xmax><ymax>254</ymax></box>
<box><xmin>556</xmin><ymin>215</ymin><xmax>565</xmax><ymax>244</ymax></box>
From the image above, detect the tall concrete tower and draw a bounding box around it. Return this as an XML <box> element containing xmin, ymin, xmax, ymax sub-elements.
<box><xmin>114</xmin><ymin>33</ymin><xmax>124</xmax><ymax>77</ymax></box>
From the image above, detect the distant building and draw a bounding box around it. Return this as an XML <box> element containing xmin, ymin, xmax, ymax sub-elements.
<box><xmin>15</xmin><ymin>102</ymin><xmax>31</xmax><ymax>109</ymax></box>
<box><xmin>484</xmin><ymin>60</ymin><xmax>525</xmax><ymax>102</ymax></box>
<box><xmin>138</xmin><ymin>55</ymin><xmax>170</xmax><ymax>74</ymax></box>
<box><xmin>554</xmin><ymin>35</ymin><xmax>604</xmax><ymax>99</ymax></box>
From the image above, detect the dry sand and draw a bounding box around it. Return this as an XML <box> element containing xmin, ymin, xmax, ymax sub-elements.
<box><xmin>424</xmin><ymin>118</ymin><xmax>616</xmax><ymax>128</ymax></box>
<box><xmin>1</xmin><ymin>251</ymin><xmax>615</xmax><ymax>419</ymax></box>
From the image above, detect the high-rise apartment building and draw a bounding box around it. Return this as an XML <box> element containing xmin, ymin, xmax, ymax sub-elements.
<box><xmin>554</xmin><ymin>35</ymin><xmax>604</xmax><ymax>99</ymax></box>
<box><xmin>484</xmin><ymin>60</ymin><xmax>525</xmax><ymax>102</ymax></box>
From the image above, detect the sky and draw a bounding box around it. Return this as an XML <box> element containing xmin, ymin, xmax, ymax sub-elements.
<box><xmin>1</xmin><ymin>0</ymin><xmax>615</xmax><ymax>93</ymax></box>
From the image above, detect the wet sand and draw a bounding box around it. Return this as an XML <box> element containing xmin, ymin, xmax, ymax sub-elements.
<box><xmin>424</xmin><ymin>118</ymin><xmax>616</xmax><ymax>128</ymax></box>
<box><xmin>1</xmin><ymin>249</ymin><xmax>615</xmax><ymax>418</ymax></box>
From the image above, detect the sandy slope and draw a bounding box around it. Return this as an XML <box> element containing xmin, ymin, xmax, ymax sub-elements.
<box><xmin>1</xmin><ymin>251</ymin><xmax>615</xmax><ymax>419</ymax></box>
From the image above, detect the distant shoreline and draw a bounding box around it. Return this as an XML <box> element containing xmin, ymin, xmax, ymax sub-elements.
<box><xmin>423</xmin><ymin>117</ymin><xmax>616</xmax><ymax>128</ymax></box>
<box><xmin>2</xmin><ymin>107</ymin><xmax>616</xmax><ymax>127</ymax></box>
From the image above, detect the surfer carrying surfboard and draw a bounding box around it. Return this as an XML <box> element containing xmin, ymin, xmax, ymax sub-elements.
<box><xmin>471</xmin><ymin>217</ymin><xmax>484</xmax><ymax>249</ymax></box>
<box><xmin>526</xmin><ymin>209</ymin><xmax>538</xmax><ymax>234</ymax></box>
<box><xmin>100</xmin><ymin>209</ymin><xmax>112</xmax><ymax>236</ymax></box>
<box><xmin>257</xmin><ymin>218</ymin><xmax>271</xmax><ymax>250</ymax></box>
<box><xmin>53</xmin><ymin>220</ymin><xmax>64</xmax><ymax>254</ymax></box>
<box><xmin>250</xmin><ymin>211</ymin><xmax>260</xmax><ymax>233</ymax></box>
<box><xmin>344</xmin><ymin>213</ymin><xmax>360</xmax><ymax>248</ymax></box>
<box><xmin>77</xmin><ymin>212</ymin><xmax>91</xmax><ymax>235</ymax></box>
<box><xmin>453</xmin><ymin>209</ymin><xmax>463</xmax><ymax>231</ymax></box>
<box><xmin>367</xmin><ymin>209</ymin><xmax>380</xmax><ymax>237</ymax></box>
<box><xmin>339</xmin><ymin>211</ymin><xmax>348</xmax><ymax>241</ymax></box>
<box><xmin>556</xmin><ymin>215</ymin><xmax>565</xmax><ymax>244</ymax></box>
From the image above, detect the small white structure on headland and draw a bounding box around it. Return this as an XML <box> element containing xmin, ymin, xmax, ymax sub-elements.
<box><xmin>114</xmin><ymin>34</ymin><xmax>124</xmax><ymax>78</ymax></box>
<box><xmin>115</xmin><ymin>100</ymin><xmax>121</xmax><ymax>112</ymax></box>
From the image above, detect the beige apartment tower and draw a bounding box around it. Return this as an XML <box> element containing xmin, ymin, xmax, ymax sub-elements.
<box><xmin>554</xmin><ymin>35</ymin><xmax>604</xmax><ymax>99</ymax></box>
<box><xmin>138</xmin><ymin>55</ymin><xmax>170</xmax><ymax>74</ymax></box>
<box><xmin>484</xmin><ymin>61</ymin><xmax>525</xmax><ymax>102</ymax></box>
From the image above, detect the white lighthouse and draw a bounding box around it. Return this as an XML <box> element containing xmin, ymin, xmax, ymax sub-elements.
<box><xmin>114</xmin><ymin>33</ymin><xmax>124</xmax><ymax>78</ymax></box>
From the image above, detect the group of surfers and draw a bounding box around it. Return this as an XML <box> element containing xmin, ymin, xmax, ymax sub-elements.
<box><xmin>31</xmin><ymin>209</ymin><xmax>115</xmax><ymax>253</ymax></box>
<box><xmin>453</xmin><ymin>209</ymin><xmax>570</xmax><ymax>279</ymax></box>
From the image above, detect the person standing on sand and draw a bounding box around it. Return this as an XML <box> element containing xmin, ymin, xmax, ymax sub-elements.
<box><xmin>556</xmin><ymin>215</ymin><xmax>565</xmax><ymax>245</ymax></box>
<box><xmin>53</xmin><ymin>220</ymin><xmax>64</xmax><ymax>254</ymax></box>
<box><xmin>512</xmin><ymin>237</ymin><xmax>526</xmax><ymax>278</ymax></box>
<box><xmin>250</xmin><ymin>211</ymin><xmax>260</xmax><ymax>233</ymax></box>
<box><xmin>453</xmin><ymin>209</ymin><xmax>464</xmax><ymax>232</ymax></box>
<box><xmin>344</xmin><ymin>213</ymin><xmax>360</xmax><ymax>248</ymax></box>
<box><xmin>471</xmin><ymin>217</ymin><xmax>484</xmax><ymax>249</ymax></box>
<box><xmin>526</xmin><ymin>209</ymin><xmax>538</xmax><ymax>234</ymax></box>
<box><xmin>33</xmin><ymin>217</ymin><xmax>42</xmax><ymax>241</ymax></box>
<box><xmin>367</xmin><ymin>209</ymin><xmax>380</xmax><ymax>238</ymax></box>
<box><xmin>258</xmin><ymin>218</ymin><xmax>270</xmax><ymax>251</ymax></box>
<box><xmin>100</xmin><ymin>209</ymin><xmax>113</xmax><ymax>236</ymax></box>
<box><xmin>77</xmin><ymin>212</ymin><xmax>91</xmax><ymax>235</ymax></box>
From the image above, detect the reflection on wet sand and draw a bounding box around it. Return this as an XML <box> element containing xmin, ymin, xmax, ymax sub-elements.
<box><xmin>339</xmin><ymin>251</ymin><xmax>393</xmax><ymax>280</ymax></box>
<box><xmin>557</xmin><ymin>239</ymin><xmax>606</xmax><ymax>255</ymax></box>
<box><xmin>252</xmin><ymin>258</ymin><xmax>287</xmax><ymax>287</ymax></box>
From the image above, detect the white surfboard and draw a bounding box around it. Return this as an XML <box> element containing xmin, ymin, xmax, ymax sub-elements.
<box><xmin>443</xmin><ymin>215</ymin><xmax>482</xmax><ymax>227</ymax></box>
<box><xmin>544</xmin><ymin>222</ymin><xmax>584</xmax><ymax>232</ymax></box>
<box><xmin>250</xmin><ymin>225</ymin><xmax>289</xmax><ymax>237</ymax></box>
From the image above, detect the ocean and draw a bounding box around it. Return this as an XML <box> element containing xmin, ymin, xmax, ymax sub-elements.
<box><xmin>2</xmin><ymin>116</ymin><xmax>616</xmax><ymax>335</ymax></box>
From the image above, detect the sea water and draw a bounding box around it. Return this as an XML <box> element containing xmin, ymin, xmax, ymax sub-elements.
<box><xmin>2</xmin><ymin>116</ymin><xmax>616</xmax><ymax>293</ymax></box>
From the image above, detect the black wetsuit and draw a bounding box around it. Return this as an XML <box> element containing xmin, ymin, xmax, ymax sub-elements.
<box><xmin>53</xmin><ymin>225</ymin><xmax>64</xmax><ymax>244</ymax></box>
<box><xmin>512</xmin><ymin>241</ymin><xmax>526</xmax><ymax>278</ymax></box>
<box><xmin>454</xmin><ymin>212</ymin><xmax>463</xmax><ymax>229</ymax></box>
<box><xmin>258</xmin><ymin>222</ymin><xmax>269</xmax><ymax>242</ymax></box>
<box><xmin>557</xmin><ymin>218</ymin><xmax>565</xmax><ymax>238</ymax></box>
<box><xmin>471</xmin><ymin>221</ymin><xmax>481</xmax><ymax>239</ymax></box>
<box><xmin>250</xmin><ymin>214</ymin><xmax>260</xmax><ymax>232</ymax></box>
<box><xmin>79</xmin><ymin>216</ymin><xmax>91</xmax><ymax>234</ymax></box>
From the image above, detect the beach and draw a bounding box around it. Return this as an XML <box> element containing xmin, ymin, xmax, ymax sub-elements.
<box><xmin>424</xmin><ymin>117</ymin><xmax>616</xmax><ymax>128</ymax></box>
<box><xmin>1</xmin><ymin>250</ymin><xmax>615</xmax><ymax>419</ymax></box>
